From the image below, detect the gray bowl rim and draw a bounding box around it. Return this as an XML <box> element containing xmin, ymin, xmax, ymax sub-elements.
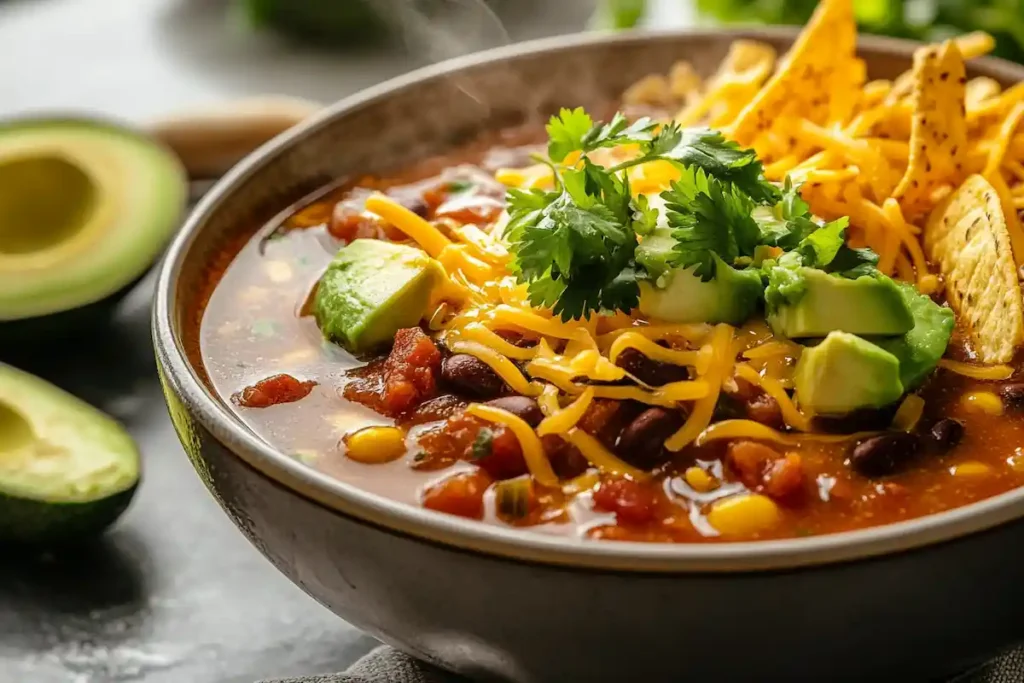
<box><xmin>154</xmin><ymin>26</ymin><xmax>1024</xmax><ymax>573</ymax></box>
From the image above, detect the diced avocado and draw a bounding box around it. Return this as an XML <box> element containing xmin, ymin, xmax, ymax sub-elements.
<box><xmin>0</xmin><ymin>119</ymin><xmax>186</xmax><ymax>327</ymax></box>
<box><xmin>873</xmin><ymin>282</ymin><xmax>955</xmax><ymax>389</ymax></box>
<box><xmin>793</xmin><ymin>331</ymin><xmax>904</xmax><ymax>415</ymax></box>
<box><xmin>635</xmin><ymin>227</ymin><xmax>677</xmax><ymax>281</ymax></box>
<box><xmin>314</xmin><ymin>239</ymin><xmax>442</xmax><ymax>352</ymax></box>
<box><xmin>638</xmin><ymin>254</ymin><xmax>763</xmax><ymax>325</ymax></box>
<box><xmin>0</xmin><ymin>364</ymin><xmax>140</xmax><ymax>544</ymax></box>
<box><xmin>766</xmin><ymin>267</ymin><xmax>914</xmax><ymax>338</ymax></box>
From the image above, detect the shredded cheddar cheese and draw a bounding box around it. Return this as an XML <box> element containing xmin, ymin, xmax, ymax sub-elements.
<box><xmin>364</xmin><ymin>194</ymin><xmax>451</xmax><ymax>257</ymax></box>
<box><xmin>537</xmin><ymin>387</ymin><xmax>595</xmax><ymax>436</ymax></box>
<box><xmin>449</xmin><ymin>340</ymin><xmax>542</xmax><ymax>397</ymax></box>
<box><xmin>666</xmin><ymin>324</ymin><xmax>734</xmax><ymax>451</ymax></box>
<box><xmin>938</xmin><ymin>359</ymin><xmax>1015</xmax><ymax>380</ymax></box>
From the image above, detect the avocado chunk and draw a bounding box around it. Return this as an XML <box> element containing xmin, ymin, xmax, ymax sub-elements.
<box><xmin>314</xmin><ymin>239</ymin><xmax>442</xmax><ymax>352</ymax></box>
<box><xmin>873</xmin><ymin>282</ymin><xmax>955</xmax><ymax>389</ymax></box>
<box><xmin>0</xmin><ymin>118</ymin><xmax>186</xmax><ymax>325</ymax></box>
<box><xmin>637</xmin><ymin>233</ymin><xmax>762</xmax><ymax>324</ymax></box>
<box><xmin>766</xmin><ymin>267</ymin><xmax>914</xmax><ymax>338</ymax></box>
<box><xmin>794</xmin><ymin>331</ymin><xmax>905</xmax><ymax>415</ymax></box>
<box><xmin>0</xmin><ymin>364</ymin><xmax>140</xmax><ymax>544</ymax></box>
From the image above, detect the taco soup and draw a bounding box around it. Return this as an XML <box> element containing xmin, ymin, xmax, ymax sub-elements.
<box><xmin>196</xmin><ymin>0</ymin><xmax>1024</xmax><ymax>543</ymax></box>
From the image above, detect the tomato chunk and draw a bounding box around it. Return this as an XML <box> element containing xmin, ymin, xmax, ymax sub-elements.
<box><xmin>422</xmin><ymin>470</ymin><xmax>492</xmax><ymax>519</ymax></box>
<box><xmin>726</xmin><ymin>441</ymin><xmax>806</xmax><ymax>501</ymax></box>
<box><xmin>417</xmin><ymin>413</ymin><xmax>527</xmax><ymax>480</ymax></box>
<box><xmin>232</xmin><ymin>374</ymin><xmax>316</xmax><ymax>408</ymax></box>
<box><xmin>344</xmin><ymin>328</ymin><xmax>441</xmax><ymax>417</ymax></box>
<box><xmin>592</xmin><ymin>478</ymin><xmax>659</xmax><ymax>525</ymax></box>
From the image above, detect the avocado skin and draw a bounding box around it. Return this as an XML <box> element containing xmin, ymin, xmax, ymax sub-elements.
<box><xmin>0</xmin><ymin>274</ymin><xmax>144</xmax><ymax>354</ymax></box>
<box><xmin>0</xmin><ymin>483</ymin><xmax>137</xmax><ymax>546</ymax></box>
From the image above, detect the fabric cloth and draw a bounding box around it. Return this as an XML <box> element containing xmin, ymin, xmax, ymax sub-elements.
<box><xmin>265</xmin><ymin>644</ymin><xmax>1024</xmax><ymax>683</ymax></box>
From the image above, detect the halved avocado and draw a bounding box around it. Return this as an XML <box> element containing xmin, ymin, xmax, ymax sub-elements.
<box><xmin>0</xmin><ymin>118</ymin><xmax>186</xmax><ymax>340</ymax></box>
<box><xmin>0</xmin><ymin>364</ymin><xmax>140</xmax><ymax>544</ymax></box>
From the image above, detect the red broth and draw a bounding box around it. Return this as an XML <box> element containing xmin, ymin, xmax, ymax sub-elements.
<box><xmin>197</xmin><ymin>131</ymin><xmax>1024</xmax><ymax>543</ymax></box>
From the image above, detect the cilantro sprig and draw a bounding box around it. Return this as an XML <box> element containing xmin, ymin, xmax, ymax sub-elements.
<box><xmin>505</xmin><ymin>107</ymin><xmax>781</xmax><ymax>320</ymax></box>
<box><xmin>504</xmin><ymin>107</ymin><xmax>878</xmax><ymax>321</ymax></box>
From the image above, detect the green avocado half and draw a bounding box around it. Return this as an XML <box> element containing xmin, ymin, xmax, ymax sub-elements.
<box><xmin>0</xmin><ymin>118</ymin><xmax>186</xmax><ymax>338</ymax></box>
<box><xmin>0</xmin><ymin>364</ymin><xmax>140</xmax><ymax>544</ymax></box>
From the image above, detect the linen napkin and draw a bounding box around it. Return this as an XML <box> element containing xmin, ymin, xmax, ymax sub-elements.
<box><xmin>264</xmin><ymin>644</ymin><xmax>1024</xmax><ymax>683</ymax></box>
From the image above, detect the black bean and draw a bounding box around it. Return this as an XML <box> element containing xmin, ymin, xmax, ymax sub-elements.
<box><xmin>816</xmin><ymin>404</ymin><xmax>899</xmax><ymax>434</ymax></box>
<box><xmin>848</xmin><ymin>432</ymin><xmax>921</xmax><ymax>477</ymax></box>
<box><xmin>1000</xmin><ymin>383</ymin><xmax>1024</xmax><ymax>409</ymax></box>
<box><xmin>927</xmin><ymin>418</ymin><xmax>965</xmax><ymax>452</ymax></box>
<box><xmin>484</xmin><ymin>396</ymin><xmax>543</xmax><ymax>427</ymax></box>
<box><xmin>616</xmin><ymin>407</ymin><xmax>684</xmax><ymax>469</ymax></box>
<box><xmin>614</xmin><ymin>348</ymin><xmax>690</xmax><ymax>387</ymax></box>
<box><xmin>441</xmin><ymin>354</ymin><xmax>505</xmax><ymax>399</ymax></box>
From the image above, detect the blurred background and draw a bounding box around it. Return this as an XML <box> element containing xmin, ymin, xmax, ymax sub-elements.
<box><xmin>4</xmin><ymin>0</ymin><xmax>1022</xmax><ymax>122</ymax></box>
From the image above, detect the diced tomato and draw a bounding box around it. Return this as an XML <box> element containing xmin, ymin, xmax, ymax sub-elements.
<box><xmin>343</xmin><ymin>328</ymin><xmax>441</xmax><ymax>417</ymax></box>
<box><xmin>592</xmin><ymin>477</ymin><xmax>659</xmax><ymax>525</ymax></box>
<box><xmin>232</xmin><ymin>374</ymin><xmax>316</xmax><ymax>408</ymax></box>
<box><xmin>727</xmin><ymin>441</ymin><xmax>781</xmax><ymax>488</ymax></box>
<box><xmin>416</xmin><ymin>412</ymin><xmax>527</xmax><ymax>479</ymax></box>
<box><xmin>422</xmin><ymin>470</ymin><xmax>492</xmax><ymax>519</ymax></box>
<box><xmin>762</xmin><ymin>452</ymin><xmax>805</xmax><ymax>500</ymax></box>
<box><xmin>727</xmin><ymin>441</ymin><xmax>806</xmax><ymax>502</ymax></box>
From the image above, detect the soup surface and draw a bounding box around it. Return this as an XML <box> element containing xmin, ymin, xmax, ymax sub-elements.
<box><xmin>197</xmin><ymin>4</ymin><xmax>1024</xmax><ymax>543</ymax></box>
<box><xmin>197</xmin><ymin>131</ymin><xmax>1024</xmax><ymax>543</ymax></box>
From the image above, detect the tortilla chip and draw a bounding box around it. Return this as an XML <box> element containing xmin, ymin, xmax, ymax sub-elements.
<box><xmin>728</xmin><ymin>0</ymin><xmax>862</xmax><ymax>150</ymax></box>
<box><xmin>892</xmin><ymin>42</ymin><xmax>968</xmax><ymax>220</ymax></box>
<box><xmin>675</xmin><ymin>41</ymin><xmax>776</xmax><ymax>127</ymax></box>
<box><xmin>925</xmin><ymin>174</ymin><xmax>1024</xmax><ymax>363</ymax></box>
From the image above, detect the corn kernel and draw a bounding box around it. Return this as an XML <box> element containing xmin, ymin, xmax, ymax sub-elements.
<box><xmin>684</xmin><ymin>466</ymin><xmax>718</xmax><ymax>493</ymax></box>
<box><xmin>950</xmin><ymin>461</ymin><xmax>993</xmax><ymax>477</ymax></box>
<box><xmin>706</xmin><ymin>493</ymin><xmax>781</xmax><ymax>536</ymax></box>
<box><xmin>343</xmin><ymin>426</ymin><xmax>407</xmax><ymax>464</ymax></box>
<box><xmin>960</xmin><ymin>391</ymin><xmax>1004</xmax><ymax>416</ymax></box>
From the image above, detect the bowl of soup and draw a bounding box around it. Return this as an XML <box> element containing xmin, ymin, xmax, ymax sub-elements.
<box><xmin>154</xmin><ymin>4</ymin><xmax>1024</xmax><ymax>680</ymax></box>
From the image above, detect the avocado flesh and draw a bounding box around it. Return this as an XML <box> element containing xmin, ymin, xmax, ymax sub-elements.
<box><xmin>636</xmin><ymin>235</ymin><xmax>762</xmax><ymax>324</ymax></box>
<box><xmin>794</xmin><ymin>331</ymin><xmax>904</xmax><ymax>415</ymax></box>
<box><xmin>767</xmin><ymin>268</ymin><xmax>914</xmax><ymax>338</ymax></box>
<box><xmin>0</xmin><ymin>364</ymin><xmax>140</xmax><ymax>543</ymax></box>
<box><xmin>314</xmin><ymin>239</ymin><xmax>442</xmax><ymax>352</ymax></box>
<box><xmin>873</xmin><ymin>282</ymin><xmax>955</xmax><ymax>389</ymax></box>
<box><xmin>0</xmin><ymin>119</ymin><xmax>186</xmax><ymax>322</ymax></box>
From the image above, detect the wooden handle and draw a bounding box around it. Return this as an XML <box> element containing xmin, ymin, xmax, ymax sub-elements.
<box><xmin>147</xmin><ymin>96</ymin><xmax>322</xmax><ymax>179</ymax></box>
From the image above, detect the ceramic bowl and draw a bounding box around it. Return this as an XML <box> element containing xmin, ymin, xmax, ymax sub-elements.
<box><xmin>154</xmin><ymin>28</ymin><xmax>1024</xmax><ymax>682</ymax></box>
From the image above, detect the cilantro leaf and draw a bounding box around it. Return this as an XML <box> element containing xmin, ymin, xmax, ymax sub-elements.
<box><xmin>546</xmin><ymin>108</ymin><xmax>594</xmax><ymax>162</ymax></box>
<box><xmin>829</xmin><ymin>245</ymin><xmax>880</xmax><ymax>278</ymax></box>
<box><xmin>661</xmin><ymin>167</ymin><xmax>760</xmax><ymax>280</ymax></box>
<box><xmin>753</xmin><ymin>177</ymin><xmax>820</xmax><ymax>249</ymax></box>
<box><xmin>546</xmin><ymin>109</ymin><xmax>658</xmax><ymax>163</ymax></box>
<box><xmin>643</xmin><ymin>125</ymin><xmax>782</xmax><ymax>205</ymax></box>
<box><xmin>796</xmin><ymin>216</ymin><xmax>849</xmax><ymax>268</ymax></box>
<box><xmin>506</xmin><ymin>181</ymin><xmax>639</xmax><ymax>320</ymax></box>
<box><xmin>580</xmin><ymin>112</ymin><xmax>658</xmax><ymax>151</ymax></box>
<box><xmin>631</xmin><ymin>194</ymin><xmax>659</xmax><ymax>236</ymax></box>
<box><xmin>778</xmin><ymin>176</ymin><xmax>810</xmax><ymax>219</ymax></box>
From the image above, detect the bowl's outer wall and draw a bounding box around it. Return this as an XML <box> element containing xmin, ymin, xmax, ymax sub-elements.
<box><xmin>157</xmin><ymin>29</ymin><xmax>1024</xmax><ymax>681</ymax></box>
<box><xmin>160</xmin><ymin>365</ymin><xmax>1024</xmax><ymax>682</ymax></box>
